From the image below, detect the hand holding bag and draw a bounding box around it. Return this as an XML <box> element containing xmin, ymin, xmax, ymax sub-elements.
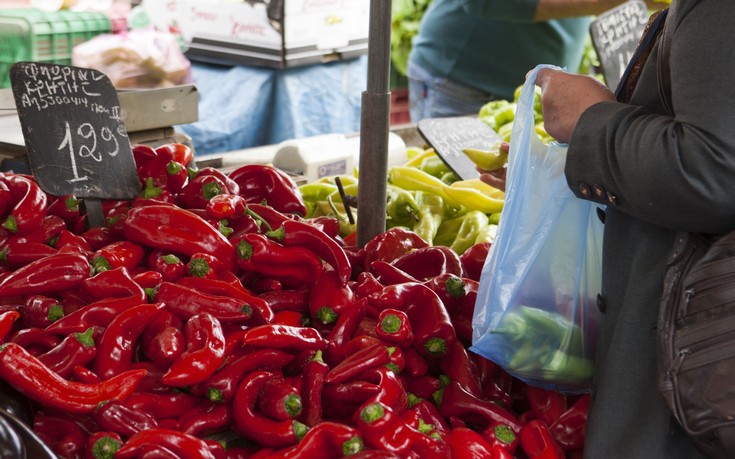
<box><xmin>470</xmin><ymin>65</ymin><xmax>603</xmax><ymax>393</ymax></box>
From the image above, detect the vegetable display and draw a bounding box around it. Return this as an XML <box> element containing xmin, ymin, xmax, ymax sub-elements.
<box><xmin>0</xmin><ymin>143</ymin><xmax>589</xmax><ymax>458</ymax></box>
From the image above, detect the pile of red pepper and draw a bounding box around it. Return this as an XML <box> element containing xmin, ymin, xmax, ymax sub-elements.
<box><xmin>0</xmin><ymin>143</ymin><xmax>588</xmax><ymax>459</ymax></box>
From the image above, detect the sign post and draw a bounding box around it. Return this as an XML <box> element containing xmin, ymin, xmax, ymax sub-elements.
<box><xmin>589</xmin><ymin>0</ymin><xmax>650</xmax><ymax>90</ymax></box>
<box><xmin>10</xmin><ymin>62</ymin><xmax>140</xmax><ymax>227</ymax></box>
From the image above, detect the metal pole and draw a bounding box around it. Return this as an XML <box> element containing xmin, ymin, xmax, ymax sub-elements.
<box><xmin>356</xmin><ymin>0</ymin><xmax>392</xmax><ymax>247</ymax></box>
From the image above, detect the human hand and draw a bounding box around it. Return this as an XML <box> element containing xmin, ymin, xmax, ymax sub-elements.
<box><xmin>478</xmin><ymin>141</ymin><xmax>509</xmax><ymax>192</ymax></box>
<box><xmin>534</xmin><ymin>69</ymin><xmax>615</xmax><ymax>144</ymax></box>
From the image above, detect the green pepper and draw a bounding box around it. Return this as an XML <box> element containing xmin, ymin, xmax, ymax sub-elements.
<box><xmin>473</xmin><ymin>223</ymin><xmax>497</xmax><ymax>245</ymax></box>
<box><xmin>419</xmin><ymin>155</ymin><xmax>451</xmax><ymax>178</ymax></box>
<box><xmin>433</xmin><ymin>215</ymin><xmax>465</xmax><ymax>248</ymax></box>
<box><xmin>386</xmin><ymin>185</ymin><xmax>421</xmax><ymax>228</ymax></box>
<box><xmin>450</xmin><ymin>210</ymin><xmax>489</xmax><ymax>255</ymax></box>
<box><xmin>412</xmin><ymin>192</ymin><xmax>445</xmax><ymax>245</ymax></box>
<box><xmin>299</xmin><ymin>182</ymin><xmax>338</xmax><ymax>203</ymax></box>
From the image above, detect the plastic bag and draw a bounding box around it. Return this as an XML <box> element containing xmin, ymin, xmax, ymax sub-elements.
<box><xmin>72</xmin><ymin>29</ymin><xmax>192</xmax><ymax>89</ymax></box>
<box><xmin>470</xmin><ymin>65</ymin><xmax>603</xmax><ymax>393</ymax></box>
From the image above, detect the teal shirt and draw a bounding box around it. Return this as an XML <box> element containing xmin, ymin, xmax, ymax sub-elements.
<box><xmin>409</xmin><ymin>0</ymin><xmax>591</xmax><ymax>101</ymax></box>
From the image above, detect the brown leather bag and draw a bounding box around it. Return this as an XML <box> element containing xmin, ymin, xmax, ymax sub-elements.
<box><xmin>658</xmin><ymin>231</ymin><xmax>735</xmax><ymax>458</ymax></box>
<box><xmin>655</xmin><ymin>4</ymin><xmax>735</xmax><ymax>458</ymax></box>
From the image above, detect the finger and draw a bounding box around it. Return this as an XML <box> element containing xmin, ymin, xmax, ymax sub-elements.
<box><xmin>499</xmin><ymin>141</ymin><xmax>510</xmax><ymax>154</ymax></box>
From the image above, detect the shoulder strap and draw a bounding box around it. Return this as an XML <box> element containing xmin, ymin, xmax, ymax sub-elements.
<box><xmin>657</xmin><ymin>4</ymin><xmax>675</xmax><ymax>115</ymax></box>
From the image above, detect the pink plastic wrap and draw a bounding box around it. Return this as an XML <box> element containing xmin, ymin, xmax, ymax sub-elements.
<box><xmin>72</xmin><ymin>29</ymin><xmax>192</xmax><ymax>89</ymax></box>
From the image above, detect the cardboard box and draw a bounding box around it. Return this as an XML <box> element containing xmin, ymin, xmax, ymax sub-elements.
<box><xmin>143</xmin><ymin>0</ymin><xmax>370</xmax><ymax>68</ymax></box>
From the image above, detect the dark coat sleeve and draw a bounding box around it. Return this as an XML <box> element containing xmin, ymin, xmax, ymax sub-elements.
<box><xmin>564</xmin><ymin>0</ymin><xmax>735</xmax><ymax>234</ymax></box>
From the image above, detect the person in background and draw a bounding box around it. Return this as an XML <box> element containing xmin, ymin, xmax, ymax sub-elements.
<box><xmin>485</xmin><ymin>1</ymin><xmax>733</xmax><ymax>456</ymax></box>
<box><xmin>407</xmin><ymin>0</ymin><xmax>661</xmax><ymax>122</ymax></box>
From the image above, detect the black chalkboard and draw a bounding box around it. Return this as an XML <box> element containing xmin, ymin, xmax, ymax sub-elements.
<box><xmin>417</xmin><ymin>116</ymin><xmax>502</xmax><ymax>181</ymax></box>
<box><xmin>589</xmin><ymin>0</ymin><xmax>650</xmax><ymax>90</ymax></box>
<box><xmin>9</xmin><ymin>62</ymin><xmax>139</xmax><ymax>200</ymax></box>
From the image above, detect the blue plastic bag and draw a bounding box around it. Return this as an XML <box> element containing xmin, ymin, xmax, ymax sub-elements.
<box><xmin>470</xmin><ymin>65</ymin><xmax>603</xmax><ymax>393</ymax></box>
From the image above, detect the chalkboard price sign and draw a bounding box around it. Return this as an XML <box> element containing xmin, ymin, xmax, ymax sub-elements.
<box><xmin>417</xmin><ymin>116</ymin><xmax>502</xmax><ymax>181</ymax></box>
<box><xmin>589</xmin><ymin>0</ymin><xmax>650</xmax><ymax>90</ymax></box>
<box><xmin>9</xmin><ymin>62</ymin><xmax>140</xmax><ymax>200</ymax></box>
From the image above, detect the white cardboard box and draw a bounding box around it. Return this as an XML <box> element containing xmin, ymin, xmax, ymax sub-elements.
<box><xmin>143</xmin><ymin>0</ymin><xmax>370</xmax><ymax>68</ymax></box>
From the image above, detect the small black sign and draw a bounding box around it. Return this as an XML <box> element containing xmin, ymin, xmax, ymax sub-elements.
<box><xmin>589</xmin><ymin>0</ymin><xmax>650</xmax><ymax>90</ymax></box>
<box><xmin>417</xmin><ymin>116</ymin><xmax>501</xmax><ymax>181</ymax></box>
<box><xmin>9</xmin><ymin>62</ymin><xmax>139</xmax><ymax>200</ymax></box>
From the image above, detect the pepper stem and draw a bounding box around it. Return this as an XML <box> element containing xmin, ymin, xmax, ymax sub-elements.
<box><xmin>285</xmin><ymin>394</ymin><xmax>303</xmax><ymax>418</ymax></box>
<box><xmin>236</xmin><ymin>240</ymin><xmax>254</xmax><ymax>260</ymax></box>
<box><xmin>75</xmin><ymin>327</ymin><xmax>95</xmax><ymax>348</ymax></box>
<box><xmin>342</xmin><ymin>436</ymin><xmax>364</xmax><ymax>456</ymax></box>
<box><xmin>379</xmin><ymin>313</ymin><xmax>402</xmax><ymax>334</ymax></box>
<box><xmin>91</xmin><ymin>435</ymin><xmax>122</xmax><ymax>459</ymax></box>
<box><xmin>445</xmin><ymin>275</ymin><xmax>467</xmax><ymax>299</ymax></box>
<box><xmin>424</xmin><ymin>337</ymin><xmax>447</xmax><ymax>356</ymax></box>
<box><xmin>187</xmin><ymin>257</ymin><xmax>211</xmax><ymax>278</ymax></box>
<box><xmin>359</xmin><ymin>403</ymin><xmax>385</xmax><ymax>424</ymax></box>
<box><xmin>316</xmin><ymin>307</ymin><xmax>338</xmax><ymax>325</ymax></box>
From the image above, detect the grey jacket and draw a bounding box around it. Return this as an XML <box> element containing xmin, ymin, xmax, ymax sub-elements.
<box><xmin>565</xmin><ymin>1</ymin><xmax>735</xmax><ymax>458</ymax></box>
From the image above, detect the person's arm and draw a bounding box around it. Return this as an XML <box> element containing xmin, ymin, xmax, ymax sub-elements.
<box><xmin>547</xmin><ymin>0</ymin><xmax>735</xmax><ymax>234</ymax></box>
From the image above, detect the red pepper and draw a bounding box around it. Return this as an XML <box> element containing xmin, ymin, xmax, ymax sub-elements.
<box><xmin>33</xmin><ymin>413</ymin><xmax>87</xmax><ymax>459</ymax></box>
<box><xmin>369</xmin><ymin>260</ymin><xmax>419</xmax><ymax>285</ymax></box>
<box><xmin>232</xmin><ymin>370</ymin><xmax>309</xmax><ymax>449</ymax></box>
<box><xmin>235</xmin><ymin>233</ymin><xmax>324</xmax><ymax>289</ymax></box>
<box><xmin>228</xmin><ymin>164</ymin><xmax>307</xmax><ymax>216</ymax></box>
<box><xmin>439</xmin><ymin>379</ymin><xmax>523</xmax><ymax>433</ymax></box>
<box><xmin>257</xmin><ymin>376</ymin><xmax>303</xmax><ymax>421</ymax></box>
<box><xmin>459</xmin><ymin>241</ymin><xmax>491</xmax><ymax>282</ymax></box>
<box><xmin>161</xmin><ymin>312</ymin><xmax>226</xmax><ymax>387</ymax></box>
<box><xmin>122</xmin><ymin>392</ymin><xmax>200</xmax><ymax>420</ymax></box>
<box><xmin>81</xmin><ymin>226</ymin><xmax>117</xmax><ymax>251</ymax></box>
<box><xmin>8</xmin><ymin>327</ymin><xmax>60</xmax><ymax>354</ymax></box>
<box><xmin>241</xmin><ymin>324</ymin><xmax>326</xmax><ymax>351</ymax></box>
<box><xmin>402</xmin><ymin>347</ymin><xmax>430</xmax><ymax>378</ymax></box>
<box><xmin>363</xmin><ymin>227</ymin><xmax>429</xmax><ymax>267</ymax></box>
<box><xmin>177</xmin><ymin>173</ymin><xmax>229</xmax><ymax>209</ymax></box>
<box><xmin>243</xmin><ymin>203</ymin><xmax>295</xmax><ymax>232</ymax></box>
<box><xmin>259</xmin><ymin>289</ymin><xmax>309</xmax><ymax>314</ymax></box>
<box><xmin>186</xmin><ymin>251</ymin><xmax>242</xmax><ymax>286</ymax></box>
<box><xmin>132</xmin><ymin>177</ymin><xmax>177</xmax><ymax>207</ymax></box>
<box><xmin>548</xmin><ymin>394</ymin><xmax>589</xmax><ymax>451</ymax></box>
<box><xmin>391</xmin><ymin>246</ymin><xmax>463</xmax><ymax>281</ymax></box>
<box><xmin>325</xmin><ymin>343</ymin><xmax>391</xmax><ymax>385</ymax></box>
<box><xmin>268</xmin><ymin>421</ymin><xmax>364</xmax><ymax>459</ymax></box>
<box><xmin>438</xmin><ymin>338</ymin><xmax>484</xmax><ymax>399</ymax></box>
<box><xmin>324</xmin><ymin>298</ymin><xmax>369</xmax><ymax>365</ymax></box>
<box><xmin>115</xmin><ymin>428</ymin><xmax>217</xmax><ymax>459</ymax></box>
<box><xmin>354</xmin><ymin>401</ymin><xmax>448</xmax><ymax>457</ymax></box>
<box><xmin>55</xmin><ymin>229</ymin><xmax>93</xmax><ymax>255</ymax></box>
<box><xmin>273</xmin><ymin>310</ymin><xmax>308</xmax><ymax>327</ymax></box>
<box><xmin>482</xmin><ymin>421</ymin><xmax>520</xmax><ymax>455</ymax></box>
<box><xmin>37</xmin><ymin>327</ymin><xmax>96</xmax><ymax>378</ymax></box>
<box><xmin>155</xmin><ymin>143</ymin><xmax>194</xmax><ymax>168</ymax></box>
<box><xmin>145</xmin><ymin>325</ymin><xmax>185</xmax><ymax>370</ymax></box>
<box><xmin>0</xmin><ymin>342</ymin><xmax>146</xmax><ymax>413</ymax></box>
<box><xmin>266</xmin><ymin>218</ymin><xmax>351</xmax><ymax>285</ymax></box>
<box><xmin>362</xmin><ymin>366</ymin><xmax>409</xmax><ymax>414</ymax></box>
<box><xmin>124</xmin><ymin>204</ymin><xmax>235</xmax><ymax>271</ymax></box>
<box><xmin>298</xmin><ymin>349</ymin><xmax>329</xmax><ymax>427</ymax></box>
<box><xmin>0</xmin><ymin>310</ymin><xmax>18</xmax><ymax>342</ymax></box>
<box><xmin>72</xmin><ymin>365</ymin><xmax>100</xmax><ymax>384</ymax></box>
<box><xmin>180</xmin><ymin>402</ymin><xmax>232</xmax><ymax>437</ymax></box>
<box><xmin>206</xmin><ymin>193</ymin><xmax>247</xmax><ymax>220</ymax></box>
<box><xmin>154</xmin><ymin>281</ymin><xmax>253</xmax><ymax>323</ymax></box>
<box><xmin>446</xmin><ymin>427</ymin><xmax>496</xmax><ymax>459</ymax></box>
<box><xmin>175</xmin><ymin>276</ymin><xmax>274</xmax><ymax>324</ymax></box>
<box><xmin>93</xmin><ymin>399</ymin><xmax>159</xmax><ymax>438</ymax></box>
<box><xmin>132</xmin><ymin>269</ymin><xmax>162</xmax><ymax>290</ymax></box>
<box><xmin>308</xmin><ymin>270</ymin><xmax>356</xmax><ymax>325</ymax></box>
<box><xmin>369</xmin><ymin>282</ymin><xmax>457</xmax><ymax>359</ymax></box>
<box><xmin>147</xmin><ymin>250</ymin><xmax>186</xmax><ymax>282</ymax></box>
<box><xmin>90</xmin><ymin>241</ymin><xmax>144</xmax><ymax>274</ymax></box>
<box><xmin>1</xmin><ymin>174</ymin><xmax>48</xmax><ymax>235</ymax></box>
<box><xmin>79</xmin><ymin>266</ymin><xmax>145</xmax><ymax>304</ymax></box>
<box><xmin>526</xmin><ymin>386</ymin><xmax>568</xmax><ymax>427</ymax></box>
<box><xmin>410</xmin><ymin>397</ymin><xmax>450</xmax><ymax>434</ymax></box>
<box><xmin>375</xmin><ymin>308</ymin><xmax>414</xmax><ymax>348</ymax></box>
<box><xmin>322</xmin><ymin>380</ymin><xmax>380</xmax><ymax>420</ymax></box>
<box><xmin>520</xmin><ymin>419</ymin><xmax>565</xmax><ymax>459</ymax></box>
<box><xmin>95</xmin><ymin>302</ymin><xmax>165</xmax><ymax>379</ymax></box>
<box><xmin>353</xmin><ymin>271</ymin><xmax>385</xmax><ymax>300</ymax></box>
<box><xmin>0</xmin><ymin>249</ymin><xmax>90</xmax><ymax>297</ymax></box>
<box><xmin>194</xmin><ymin>348</ymin><xmax>294</xmax><ymax>403</ymax></box>
<box><xmin>10</xmin><ymin>214</ymin><xmax>65</xmax><ymax>245</ymax></box>
<box><xmin>20</xmin><ymin>295</ymin><xmax>62</xmax><ymax>329</ymax></box>
<box><xmin>85</xmin><ymin>431</ymin><xmax>123</xmax><ymax>459</ymax></box>
<box><xmin>48</xmin><ymin>194</ymin><xmax>81</xmax><ymax>223</ymax></box>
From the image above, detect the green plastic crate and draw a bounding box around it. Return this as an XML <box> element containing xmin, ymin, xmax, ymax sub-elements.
<box><xmin>0</xmin><ymin>8</ymin><xmax>111</xmax><ymax>88</ymax></box>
